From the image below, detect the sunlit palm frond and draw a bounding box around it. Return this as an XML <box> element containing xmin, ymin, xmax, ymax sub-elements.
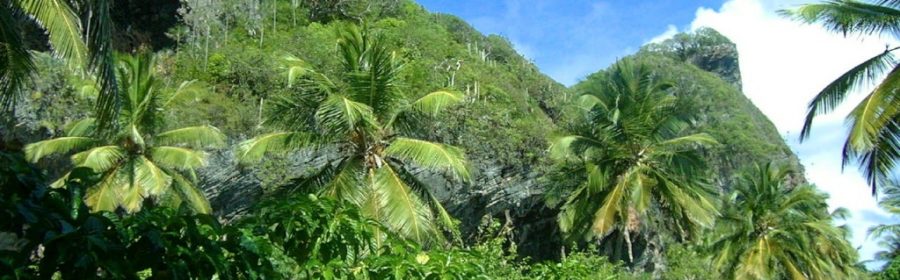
<box><xmin>384</xmin><ymin>137</ymin><xmax>470</xmax><ymax>181</ymax></box>
<box><xmin>392</xmin><ymin>163</ymin><xmax>457</xmax><ymax>235</ymax></box>
<box><xmin>135</xmin><ymin>156</ymin><xmax>172</xmax><ymax>198</ymax></box>
<box><xmin>19</xmin><ymin>0</ymin><xmax>88</xmax><ymax>68</ymax></box>
<box><xmin>782</xmin><ymin>0</ymin><xmax>900</xmax><ymax>37</ymax></box>
<box><xmin>63</xmin><ymin>118</ymin><xmax>96</xmax><ymax>137</ymax></box>
<box><xmin>24</xmin><ymin>136</ymin><xmax>96</xmax><ymax>162</ymax></box>
<box><xmin>85</xmin><ymin>166</ymin><xmax>123</xmax><ymax>212</ymax></box>
<box><xmin>162</xmin><ymin>80</ymin><xmax>209</xmax><ymax>108</ymax></box>
<box><xmin>236</xmin><ymin>132</ymin><xmax>313</xmax><ymax>164</ymax></box>
<box><xmin>372</xmin><ymin>164</ymin><xmax>437</xmax><ymax>244</ymax></box>
<box><xmin>320</xmin><ymin>157</ymin><xmax>367</xmax><ymax>205</ymax></box>
<box><xmin>149</xmin><ymin>146</ymin><xmax>206</xmax><ymax>171</ymax></box>
<box><xmin>71</xmin><ymin>145</ymin><xmax>124</xmax><ymax>172</ymax></box>
<box><xmin>84</xmin><ymin>0</ymin><xmax>118</xmax><ymax>131</ymax></box>
<box><xmin>169</xmin><ymin>171</ymin><xmax>212</xmax><ymax>214</ymax></box>
<box><xmin>154</xmin><ymin>125</ymin><xmax>226</xmax><ymax>148</ymax></box>
<box><xmin>409</xmin><ymin>90</ymin><xmax>464</xmax><ymax>117</ymax></box>
<box><xmin>315</xmin><ymin>94</ymin><xmax>375</xmax><ymax>135</ymax></box>
<box><xmin>280</xmin><ymin>53</ymin><xmax>312</xmax><ymax>88</ymax></box>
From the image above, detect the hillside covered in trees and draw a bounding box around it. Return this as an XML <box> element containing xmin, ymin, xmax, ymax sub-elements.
<box><xmin>2</xmin><ymin>0</ymin><xmax>888</xmax><ymax>279</ymax></box>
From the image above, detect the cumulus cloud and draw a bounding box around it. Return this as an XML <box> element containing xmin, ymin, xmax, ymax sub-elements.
<box><xmin>670</xmin><ymin>0</ymin><xmax>900</xmax><ymax>266</ymax></box>
<box><xmin>646</xmin><ymin>24</ymin><xmax>679</xmax><ymax>45</ymax></box>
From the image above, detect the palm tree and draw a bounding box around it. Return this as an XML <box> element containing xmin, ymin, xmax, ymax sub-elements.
<box><xmin>237</xmin><ymin>24</ymin><xmax>469</xmax><ymax>245</ymax></box>
<box><xmin>869</xmin><ymin>180</ymin><xmax>900</xmax><ymax>262</ymax></box>
<box><xmin>711</xmin><ymin>164</ymin><xmax>861</xmax><ymax>279</ymax></box>
<box><xmin>550</xmin><ymin>60</ymin><xmax>719</xmax><ymax>263</ymax></box>
<box><xmin>782</xmin><ymin>1</ymin><xmax>900</xmax><ymax>194</ymax></box>
<box><xmin>24</xmin><ymin>52</ymin><xmax>224</xmax><ymax>214</ymax></box>
<box><xmin>1</xmin><ymin>0</ymin><xmax>118</xmax><ymax>129</ymax></box>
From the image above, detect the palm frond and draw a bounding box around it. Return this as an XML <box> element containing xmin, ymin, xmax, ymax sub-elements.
<box><xmin>782</xmin><ymin>1</ymin><xmax>900</xmax><ymax>37</ymax></box>
<box><xmin>71</xmin><ymin>145</ymin><xmax>124</xmax><ymax>172</ymax></box>
<box><xmin>0</xmin><ymin>4</ymin><xmax>34</xmax><ymax>110</ymax></box>
<box><xmin>169</xmin><ymin>171</ymin><xmax>212</xmax><ymax>214</ymax></box>
<box><xmin>149</xmin><ymin>146</ymin><xmax>206</xmax><ymax>171</ymax></box>
<box><xmin>84</xmin><ymin>0</ymin><xmax>118</xmax><ymax>132</ymax></box>
<box><xmin>320</xmin><ymin>157</ymin><xmax>366</xmax><ymax>205</ymax></box>
<box><xmin>154</xmin><ymin>125</ymin><xmax>226</xmax><ymax>148</ymax></box>
<box><xmin>384</xmin><ymin>137</ymin><xmax>470</xmax><ymax>181</ymax></box>
<box><xmin>409</xmin><ymin>90</ymin><xmax>464</xmax><ymax>117</ymax></box>
<box><xmin>280</xmin><ymin>53</ymin><xmax>311</xmax><ymax>88</ymax></box>
<box><xmin>19</xmin><ymin>0</ymin><xmax>88</xmax><ymax>68</ymax></box>
<box><xmin>315</xmin><ymin>94</ymin><xmax>375</xmax><ymax>135</ymax></box>
<box><xmin>85</xmin><ymin>166</ymin><xmax>122</xmax><ymax>212</ymax></box>
<box><xmin>591</xmin><ymin>174</ymin><xmax>628</xmax><ymax>236</ymax></box>
<box><xmin>63</xmin><ymin>118</ymin><xmax>96</xmax><ymax>137</ymax></box>
<box><xmin>393</xmin><ymin>163</ymin><xmax>457</xmax><ymax>236</ymax></box>
<box><xmin>236</xmin><ymin>132</ymin><xmax>313</xmax><ymax>164</ymax></box>
<box><xmin>24</xmin><ymin>136</ymin><xmax>96</xmax><ymax>162</ymax></box>
<box><xmin>372</xmin><ymin>164</ymin><xmax>437</xmax><ymax>244</ymax></box>
<box><xmin>135</xmin><ymin>156</ymin><xmax>172</xmax><ymax>197</ymax></box>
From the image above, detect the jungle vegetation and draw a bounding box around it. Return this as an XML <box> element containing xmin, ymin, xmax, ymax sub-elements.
<box><xmin>0</xmin><ymin>0</ymin><xmax>895</xmax><ymax>279</ymax></box>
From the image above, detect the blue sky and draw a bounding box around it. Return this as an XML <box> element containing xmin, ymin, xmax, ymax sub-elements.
<box><xmin>419</xmin><ymin>0</ymin><xmax>899</xmax><ymax>268</ymax></box>
<box><xmin>418</xmin><ymin>0</ymin><xmax>724</xmax><ymax>85</ymax></box>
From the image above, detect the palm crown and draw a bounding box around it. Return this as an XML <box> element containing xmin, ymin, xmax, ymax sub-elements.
<box><xmin>711</xmin><ymin>164</ymin><xmax>861</xmax><ymax>279</ymax></box>
<box><xmin>25</xmin><ymin>52</ymin><xmax>224</xmax><ymax>214</ymax></box>
<box><xmin>551</xmin><ymin>60</ymin><xmax>719</xmax><ymax>262</ymax></box>
<box><xmin>237</xmin><ymin>24</ymin><xmax>469</xmax><ymax>245</ymax></box>
<box><xmin>783</xmin><ymin>0</ymin><xmax>900</xmax><ymax>194</ymax></box>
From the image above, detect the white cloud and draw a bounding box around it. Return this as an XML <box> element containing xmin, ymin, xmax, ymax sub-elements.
<box><xmin>685</xmin><ymin>0</ymin><xmax>900</xmax><ymax>267</ymax></box>
<box><xmin>646</xmin><ymin>24</ymin><xmax>679</xmax><ymax>45</ymax></box>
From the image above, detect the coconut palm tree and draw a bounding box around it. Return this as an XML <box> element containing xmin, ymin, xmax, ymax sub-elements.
<box><xmin>550</xmin><ymin>60</ymin><xmax>719</xmax><ymax>263</ymax></box>
<box><xmin>24</xmin><ymin>52</ymin><xmax>223</xmax><ymax>214</ymax></box>
<box><xmin>869</xmin><ymin>180</ymin><xmax>900</xmax><ymax>262</ymax></box>
<box><xmin>237</xmin><ymin>24</ymin><xmax>469</xmax><ymax>245</ymax></box>
<box><xmin>1</xmin><ymin>0</ymin><xmax>118</xmax><ymax>129</ymax></box>
<box><xmin>782</xmin><ymin>1</ymin><xmax>900</xmax><ymax>194</ymax></box>
<box><xmin>711</xmin><ymin>163</ymin><xmax>861</xmax><ymax>280</ymax></box>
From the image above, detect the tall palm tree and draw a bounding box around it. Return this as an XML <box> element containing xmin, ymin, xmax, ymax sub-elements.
<box><xmin>711</xmin><ymin>164</ymin><xmax>861</xmax><ymax>280</ymax></box>
<box><xmin>1</xmin><ymin>0</ymin><xmax>118</xmax><ymax>129</ymax></box>
<box><xmin>782</xmin><ymin>0</ymin><xmax>900</xmax><ymax>194</ymax></box>
<box><xmin>550</xmin><ymin>60</ymin><xmax>719</xmax><ymax>263</ymax></box>
<box><xmin>24</xmin><ymin>52</ymin><xmax>223</xmax><ymax>214</ymax></box>
<box><xmin>237</xmin><ymin>24</ymin><xmax>469</xmax><ymax>245</ymax></box>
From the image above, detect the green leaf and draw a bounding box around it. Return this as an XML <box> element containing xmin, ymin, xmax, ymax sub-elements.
<box><xmin>236</xmin><ymin>132</ymin><xmax>312</xmax><ymax>164</ymax></box>
<box><xmin>24</xmin><ymin>136</ymin><xmax>96</xmax><ymax>162</ymax></box>
<box><xmin>149</xmin><ymin>146</ymin><xmax>206</xmax><ymax>171</ymax></box>
<box><xmin>19</xmin><ymin>0</ymin><xmax>88</xmax><ymax>68</ymax></box>
<box><xmin>410</xmin><ymin>90</ymin><xmax>464</xmax><ymax>117</ymax></box>
<box><xmin>155</xmin><ymin>125</ymin><xmax>226</xmax><ymax>148</ymax></box>
<box><xmin>315</xmin><ymin>94</ymin><xmax>375</xmax><ymax>135</ymax></box>
<box><xmin>71</xmin><ymin>145</ymin><xmax>125</xmax><ymax>172</ymax></box>
<box><xmin>85</xmin><ymin>167</ymin><xmax>123</xmax><ymax>212</ymax></box>
<box><xmin>170</xmin><ymin>172</ymin><xmax>212</xmax><ymax>214</ymax></box>
<box><xmin>135</xmin><ymin>156</ymin><xmax>172</xmax><ymax>197</ymax></box>
<box><xmin>372</xmin><ymin>165</ymin><xmax>436</xmax><ymax>244</ymax></box>
<box><xmin>384</xmin><ymin>137</ymin><xmax>470</xmax><ymax>181</ymax></box>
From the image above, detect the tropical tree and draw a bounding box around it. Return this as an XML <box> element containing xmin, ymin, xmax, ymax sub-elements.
<box><xmin>1</xmin><ymin>0</ymin><xmax>118</xmax><ymax>128</ymax></box>
<box><xmin>711</xmin><ymin>164</ymin><xmax>861</xmax><ymax>280</ymax></box>
<box><xmin>782</xmin><ymin>0</ymin><xmax>900</xmax><ymax>194</ymax></box>
<box><xmin>24</xmin><ymin>52</ymin><xmax>224</xmax><ymax>214</ymax></box>
<box><xmin>550</xmin><ymin>60</ymin><xmax>719</xmax><ymax>263</ymax></box>
<box><xmin>237</xmin><ymin>24</ymin><xmax>469</xmax><ymax>245</ymax></box>
<box><xmin>869</xmin><ymin>180</ymin><xmax>900</xmax><ymax>262</ymax></box>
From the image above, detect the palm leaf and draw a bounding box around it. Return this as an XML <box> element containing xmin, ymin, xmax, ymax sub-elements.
<box><xmin>154</xmin><ymin>125</ymin><xmax>226</xmax><ymax>148</ymax></box>
<box><xmin>409</xmin><ymin>90</ymin><xmax>464</xmax><ymax>117</ymax></box>
<box><xmin>24</xmin><ymin>136</ymin><xmax>96</xmax><ymax>162</ymax></box>
<box><xmin>63</xmin><ymin>118</ymin><xmax>96</xmax><ymax>137</ymax></box>
<box><xmin>169</xmin><ymin>171</ymin><xmax>212</xmax><ymax>214</ymax></box>
<box><xmin>235</xmin><ymin>132</ymin><xmax>312</xmax><ymax>163</ymax></box>
<box><xmin>149</xmin><ymin>146</ymin><xmax>206</xmax><ymax>171</ymax></box>
<box><xmin>0</xmin><ymin>4</ymin><xmax>34</xmax><ymax>110</ymax></box>
<box><xmin>384</xmin><ymin>137</ymin><xmax>470</xmax><ymax>181</ymax></box>
<box><xmin>315</xmin><ymin>94</ymin><xmax>375</xmax><ymax>136</ymax></box>
<box><xmin>783</xmin><ymin>1</ymin><xmax>900</xmax><ymax>37</ymax></box>
<box><xmin>393</xmin><ymin>163</ymin><xmax>457</xmax><ymax>236</ymax></box>
<box><xmin>372</xmin><ymin>164</ymin><xmax>436</xmax><ymax>244</ymax></box>
<box><xmin>135</xmin><ymin>156</ymin><xmax>172</xmax><ymax>197</ymax></box>
<box><xmin>162</xmin><ymin>79</ymin><xmax>209</xmax><ymax>107</ymax></box>
<box><xmin>280</xmin><ymin>53</ymin><xmax>311</xmax><ymax>88</ymax></box>
<box><xmin>85</xmin><ymin>166</ymin><xmax>122</xmax><ymax>212</ymax></box>
<box><xmin>19</xmin><ymin>0</ymin><xmax>88</xmax><ymax>68</ymax></box>
<box><xmin>591</xmin><ymin>174</ymin><xmax>629</xmax><ymax>236</ymax></box>
<box><xmin>84</xmin><ymin>0</ymin><xmax>118</xmax><ymax>132</ymax></box>
<box><xmin>799</xmin><ymin>44</ymin><xmax>898</xmax><ymax>139</ymax></box>
<box><xmin>320</xmin><ymin>157</ymin><xmax>366</xmax><ymax>205</ymax></box>
<box><xmin>71</xmin><ymin>145</ymin><xmax>124</xmax><ymax>172</ymax></box>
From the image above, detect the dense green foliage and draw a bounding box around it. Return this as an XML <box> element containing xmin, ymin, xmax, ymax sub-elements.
<box><xmin>0</xmin><ymin>0</ymin><xmax>875</xmax><ymax>279</ymax></box>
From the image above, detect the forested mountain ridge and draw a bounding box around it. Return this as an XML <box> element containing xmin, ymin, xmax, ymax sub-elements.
<box><xmin>4</xmin><ymin>0</ymin><xmax>807</xmax><ymax>272</ymax></box>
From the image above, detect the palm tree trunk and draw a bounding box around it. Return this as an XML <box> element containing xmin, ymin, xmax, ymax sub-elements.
<box><xmin>624</xmin><ymin>229</ymin><xmax>634</xmax><ymax>263</ymax></box>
